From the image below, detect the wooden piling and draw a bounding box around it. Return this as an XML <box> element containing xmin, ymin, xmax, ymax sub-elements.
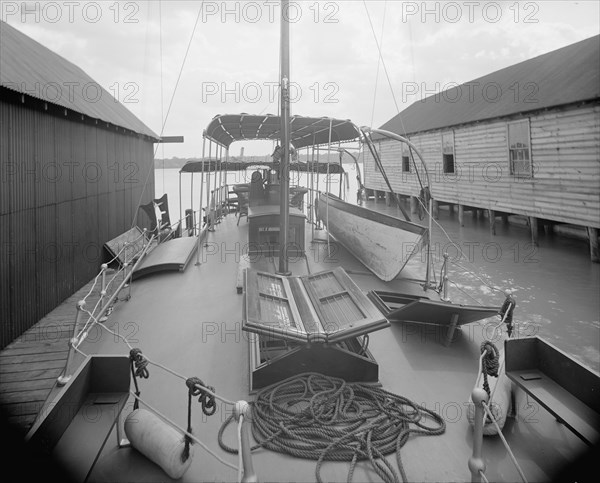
<box><xmin>473</xmin><ymin>208</ymin><xmax>478</xmax><ymax>219</ymax></box>
<box><xmin>501</xmin><ymin>213</ymin><xmax>509</xmax><ymax>225</ymax></box>
<box><xmin>432</xmin><ymin>200</ymin><xmax>439</xmax><ymax>219</ymax></box>
<box><xmin>374</xmin><ymin>190</ymin><xmax>379</xmax><ymax>203</ymax></box>
<box><xmin>488</xmin><ymin>210</ymin><xmax>496</xmax><ymax>235</ymax></box>
<box><xmin>530</xmin><ymin>216</ymin><xmax>539</xmax><ymax>246</ymax></box>
<box><xmin>385</xmin><ymin>192</ymin><xmax>391</xmax><ymax>207</ymax></box>
<box><xmin>588</xmin><ymin>227</ymin><xmax>599</xmax><ymax>263</ymax></box>
<box><xmin>448</xmin><ymin>204</ymin><xmax>455</xmax><ymax>214</ymax></box>
<box><xmin>458</xmin><ymin>205</ymin><xmax>464</xmax><ymax>227</ymax></box>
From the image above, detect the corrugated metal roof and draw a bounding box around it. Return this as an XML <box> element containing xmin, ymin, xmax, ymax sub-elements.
<box><xmin>0</xmin><ymin>21</ymin><xmax>158</xmax><ymax>139</ymax></box>
<box><xmin>380</xmin><ymin>35</ymin><xmax>600</xmax><ymax>136</ymax></box>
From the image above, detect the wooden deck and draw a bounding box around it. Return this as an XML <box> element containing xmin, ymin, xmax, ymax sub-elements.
<box><xmin>0</xmin><ymin>278</ymin><xmax>102</xmax><ymax>433</ymax></box>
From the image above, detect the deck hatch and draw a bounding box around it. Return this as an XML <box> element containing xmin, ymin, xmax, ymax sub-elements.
<box><xmin>258</xmin><ymin>294</ymin><xmax>295</xmax><ymax>329</ymax></box>
<box><xmin>243</xmin><ymin>267</ymin><xmax>388</xmax><ymax>344</ymax></box>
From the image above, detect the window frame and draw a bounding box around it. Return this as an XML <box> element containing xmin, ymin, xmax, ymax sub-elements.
<box><xmin>507</xmin><ymin>119</ymin><xmax>532</xmax><ymax>178</ymax></box>
<box><xmin>401</xmin><ymin>139</ymin><xmax>411</xmax><ymax>173</ymax></box>
<box><xmin>441</xmin><ymin>131</ymin><xmax>455</xmax><ymax>174</ymax></box>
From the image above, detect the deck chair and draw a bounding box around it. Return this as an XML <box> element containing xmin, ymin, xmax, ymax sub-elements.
<box><xmin>140</xmin><ymin>194</ymin><xmax>179</xmax><ymax>241</ymax></box>
<box><xmin>237</xmin><ymin>191</ymin><xmax>249</xmax><ymax>226</ymax></box>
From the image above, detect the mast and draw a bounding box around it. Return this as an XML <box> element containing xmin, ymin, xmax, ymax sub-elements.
<box><xmin>278</xmin><ymin>0</ymin><xmax>291</xmax><ymax>275</ymax></box>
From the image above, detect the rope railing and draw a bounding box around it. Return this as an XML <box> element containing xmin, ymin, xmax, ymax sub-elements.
<box><xmin>57</xmin><ymin>234</ymin><xmax>156</xmax><ymax>386</ymax></box>
<box><xmin>53</xmin><ymin>243</ymin><xmax>256</xmax><ymax>480</ymax></box>
<box><xmin>481</xmin><ymin>401</ymin><xmax>528</xmax><ymax>483</ymax></box>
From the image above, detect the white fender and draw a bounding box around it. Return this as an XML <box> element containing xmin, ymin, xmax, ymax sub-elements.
<box><xmin>467</xmin><ymin>363</ymin><xmax>512</xmax><ymax>436</ymax></box>
<box><xmin>124</xmin><ymin>408</ymin><xmax>193</xmax><ymax>479</ymax></box>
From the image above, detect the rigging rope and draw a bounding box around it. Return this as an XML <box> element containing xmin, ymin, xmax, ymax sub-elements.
<box><xmin>217</xmin><ymin>373</ymin><xmax>445</xmax><ymax>483</ymax></box>
<box><xmin>362</xmin><ymin>0</ymin><xmax>400</xmax><ymax>114</ymax></box>
<box><xmin>499</xmin><ymin>297</ymin><xmax>516</xmax><ymax>337</ymax></box>
<box><xmin>131</xmin><ymin>0</ymin><xmax>206</xmax><ymax>231</ymax></box>
<box><xmin>369</xmin><ymin>0</ymin><xmax>387</xmax><ymax>127</ymax></box>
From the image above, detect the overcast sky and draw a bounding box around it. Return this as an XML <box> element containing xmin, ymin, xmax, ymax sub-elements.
<box><xmin>3</xmin><ymin>1</ymin><xmax>599</xmax><ymax>157</ymax></box>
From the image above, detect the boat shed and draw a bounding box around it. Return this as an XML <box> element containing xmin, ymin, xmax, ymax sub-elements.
<box><xmin>363</xmin><ymin>35</ymin><xmax>600</xmax><ymax>261</ymax></box>
<box><xmin>0</xmin><ymin>21</ymin><xmax>159</xmax><ymax>348</ymax></box>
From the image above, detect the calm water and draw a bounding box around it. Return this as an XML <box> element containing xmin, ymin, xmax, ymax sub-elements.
<box><xmin>156</xmin><ymin>167</ymin><xmax>600</xmax><ymax>372</ymax></box>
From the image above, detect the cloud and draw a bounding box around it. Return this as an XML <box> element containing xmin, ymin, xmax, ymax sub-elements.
<box><xmin>3</xmin><ymin>0</ymin><xmax>599</xmax><ymax>157</ymax></box>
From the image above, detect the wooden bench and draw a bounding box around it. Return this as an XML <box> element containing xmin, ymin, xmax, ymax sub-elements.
<box><xmin>505</xmin><ymin>337</ymin><xmax>600</xmax><ymax>445</ymax></box>
<box><xmin>25</xmin><ymin>355</ymin><xmax>130</xmax><ymax>482</ymax></box>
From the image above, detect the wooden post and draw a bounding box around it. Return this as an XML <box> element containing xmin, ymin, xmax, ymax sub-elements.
<box><xmin>432</xmin><ymin>200</ymin><xmax>439</xmax><ymax>219</ymax></box>
<box><xmin>458</xmin><ymin>204</ymin><xmax>464</xmax><ymax>227</ymax></box>
<box><xmin>488</xmin><ymin>210</ymin><xmax>496</xmax><ymax>235</ymax></box>
<box><xmin>501</xmin><ymin>213</ymin><xmax>509</xmax><ymax>225</ymax></box>
<box><xmin>374</xmin><ymin>190</ymin><xmax>380</xmax><ymax>203</ymax></box>
<box><xmin>410</xmin><ymin>196</ymin><xmax>418</xmax><ymax>215</ymax></box>
<box><xmin>589</xmin><ymin>227</ymin><xmax>599</xmax><ymax>263</ymax></box>
<box><xmin>448</xmin><ymin>204</ymin><xmax>455</xmax><ymax>214</ymax></box>
<box><xmin>472</xmin><ymin>207</ymin><xmax>478</xmax><ymax>219</ymax></box>
<box><xmin>385</xmin><ymin>191</ymin><xmax>391</xmax><ymax>206</ymax></box>
<box><xmin>530</xmin><ymin>216</ymin><xmax>539</xmax><ymax>246</ymax></box>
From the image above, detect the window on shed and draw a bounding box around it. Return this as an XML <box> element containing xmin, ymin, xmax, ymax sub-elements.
<box><xmin>442</xmin><ymin>131</ymin><xmax>455</xmax><ymax>174</ymax></box>
<box><xmin>508</xmin><ymin>120</ymin><xmax>531</xmax><ymax>177</ymax></box>
<box><xmin>401</xmin><ymin>141</ymin><xmax>411</xmax><ymax>173</ymax></box>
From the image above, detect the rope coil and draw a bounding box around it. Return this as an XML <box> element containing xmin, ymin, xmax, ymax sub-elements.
<box><xmin>130</xmin><ymin>348</ymin><xmax>150</xmax><ymax>378</ymax></box>
<box><xmin>186</xmin><ymin>377</ymin><xmax>217</xmax><ymax>416</ymax></box>
<box><xmin>218</xmin><ymin>373</ymin><xmax>445</xmax><ymax>483</ymax></box>
<box><xmin>480</xmin><ymin>342</ymin><xmax>500</xmax><ymax>399</ymax></box>
<box><xmin>182</xmin><ymin>377</ymin><xmax>217</xmax><ymax>462</ymax></box>
<box><xmin>129</xmin><ymin>348</ymin><xmax>149</xmax><ymax>410</ymax></box>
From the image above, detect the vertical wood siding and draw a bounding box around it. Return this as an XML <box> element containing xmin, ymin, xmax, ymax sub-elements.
<box><xmin>0</xmin><ymin>99</ymin><xmax>155</xmax><ymax>348</ymax></box>
<box><xmin>364</xmin><ymin>103</ymin><xmax>600</xmax><ymax>228</ymax></box>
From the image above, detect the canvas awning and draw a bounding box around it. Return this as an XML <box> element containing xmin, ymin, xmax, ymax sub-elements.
<box><xmin>204</xmin><ymin>114</ymin><xmax>361</xmax><ymax>149</ymax></box>
<box><xmin>180</xmin><ymin>159</ymin><xmax>345</xmax><ymax>174</ymax></box>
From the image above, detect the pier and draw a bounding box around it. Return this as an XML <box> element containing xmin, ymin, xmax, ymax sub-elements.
<box><xmin>0</xmin><ymin>278</ymin><xmax>101</xmax><ymax>433</ymax></box>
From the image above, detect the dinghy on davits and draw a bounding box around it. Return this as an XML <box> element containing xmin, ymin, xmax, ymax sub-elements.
<box><xmin>315</xmin><ymin>192</ymin><xmax>427</xmax><ymax>281</ymax></box>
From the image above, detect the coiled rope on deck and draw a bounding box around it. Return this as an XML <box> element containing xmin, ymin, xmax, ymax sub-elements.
<box><xmin>218</xmin><ymin>373</ymin><xmax>446</xmax><ymax>483</ymax></box>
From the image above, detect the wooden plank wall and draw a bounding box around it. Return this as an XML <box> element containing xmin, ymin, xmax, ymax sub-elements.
<box><xmin>364</xmin><ymin>103</ymin><xmax>600</xmax><ymax>228</ymax></box>
<box><xmin>0</xmin><ymin>99</ymin><xmax>155</xmax><ymax>349</ymax></box>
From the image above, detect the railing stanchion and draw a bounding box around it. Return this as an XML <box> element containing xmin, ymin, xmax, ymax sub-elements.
<box><xmin>469</xmin><ymin>387</ymin><xmax>488</xmax><ymax>483</ymax></box>
<box><xmin>234</xmin><ymin>401</ymin><xmax>258</xmax><ymax>483</ymax></box>
<box><xmin>57</xmin><ymin>300</ymin><xmax>86</xmax><ymax>386</ymax></box>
